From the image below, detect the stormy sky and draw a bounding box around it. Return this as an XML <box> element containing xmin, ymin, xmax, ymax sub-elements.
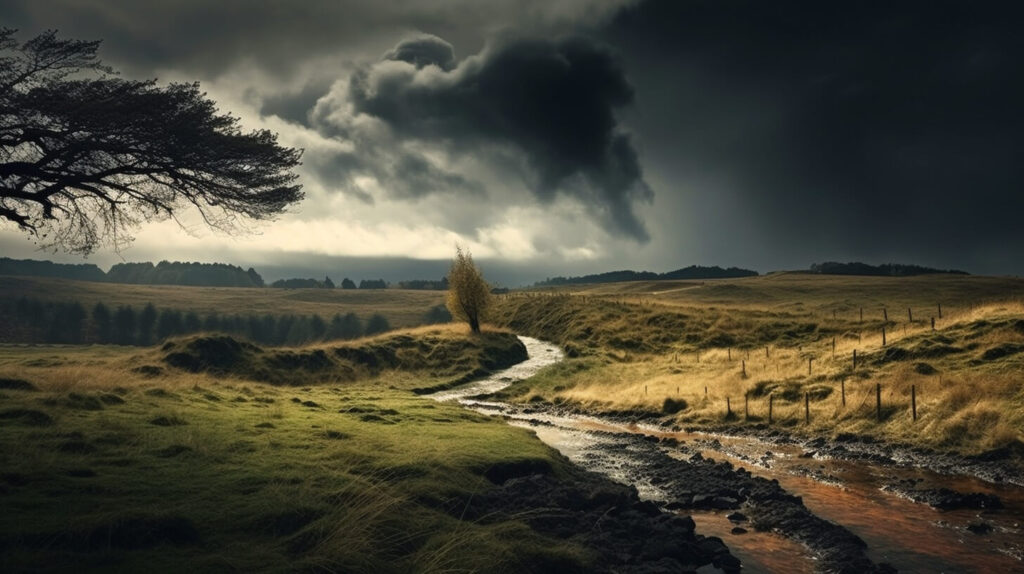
<box><xmin>2</xmin><ymin>0</ymin><xmax>1022</xmax><ymax>283</ymax></box>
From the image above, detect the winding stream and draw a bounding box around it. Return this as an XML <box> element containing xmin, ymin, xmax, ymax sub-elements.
<box><xmin>430</xmin><ymin>337</ymin><xmax>1024</xmax><ymax>573</ymax></box>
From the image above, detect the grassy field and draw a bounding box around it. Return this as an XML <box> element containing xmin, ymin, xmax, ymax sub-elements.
<box><xmin>0</xmin><ymin>275</ymin><xmax>446</xmax><ymax>328</ymax></box>
<box><xmin>0</xmin><ymin>326</ymin><xmax>595</xmax><ymax>572</ymax></box>
<box><xmin>492</xmin><ymin>273</ymin><xmax>1024</xmax><ymax>456</ymax></box>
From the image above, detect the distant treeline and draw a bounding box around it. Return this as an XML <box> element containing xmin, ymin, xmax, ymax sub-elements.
<box><xmin>808</xmin><ymin>262</ymin><xmax>969</xmax><ymax>277</ymax></box>
<box><xmin>1</xmin><ymin>257</ymin><xmax>450</xmax><ymax>290</ymax></box>
<box><xmin>0</xmin><ymin>257</ymin><xmax>262</xmax><ymax>287</ymax></box>
<box><xmin>268</xmin><ymin>277</ymin><xmax>448</xmax><ymax>290</ymax></box>
<box><xmin>0</xmin><ymin>296</ymin><xmax>452</xmax><ymax>346</ymax></box>
<box><xmin>535</xmin><ymin>265</ymin><xmax>759</xmax><ymax>287</ymax></box>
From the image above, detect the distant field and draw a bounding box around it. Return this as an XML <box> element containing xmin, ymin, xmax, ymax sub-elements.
<box><xmin>0</xmin><ymin>275</ymin><xmax>445</xmax><ymax>327</ymax></box>
<box><xmin>494</xmin><ymin>273</ymin><xmax>1024</xmax><ymax>455</ymax></box>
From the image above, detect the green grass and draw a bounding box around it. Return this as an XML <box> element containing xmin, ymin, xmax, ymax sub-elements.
<box><xmin>493</xmin><ymin>274</ymin><xmax>1024</xmax><ymax>456</ymax></box>
<box><xmin>0</xmin><ymin>328</ymin><xmax>590</xmax><ymax>573</ymax></box>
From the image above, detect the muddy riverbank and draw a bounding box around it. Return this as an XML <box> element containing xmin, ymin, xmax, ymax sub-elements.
<box><xmin>433</xmin><ymin>336</ymin><xmax>1024</xmax><ymax>573</ymax></box>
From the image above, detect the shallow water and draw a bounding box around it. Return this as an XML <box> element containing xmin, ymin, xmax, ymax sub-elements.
<box><xmin>431</xmin><ymin>337</ymin><xmax>1024</xmax><ymax>573</ymax></box>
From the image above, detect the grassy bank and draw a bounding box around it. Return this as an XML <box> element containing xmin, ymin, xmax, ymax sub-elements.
<box><xmin>0</xmin><ymin>326</ymin><xmax>594</xmax><ymax>572</ymax></box>
<box><xmin>492</xmin><ymin>273</ymin><xmax>1024</xmax><ymax>457</ymax></box>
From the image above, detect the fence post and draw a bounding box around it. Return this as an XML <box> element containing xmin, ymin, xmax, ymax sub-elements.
<box><xmin>938</xmin><ymin>303</ymin><xmax>942</xmax><ymax>319</ymax></box>
<box><xmin>727</xmin><ymin>396</ymin><xmax>732</xmax><ymax>417</ymax></box>
<box><xmin>876</xmin><ymin>383</ymin><xmax>882</xmax><ymax>421</ymax></box>
<box><xmin>766</xmin><ymin>345</ymin><xmax>770</xmax><ymax>359</ymax></box>
<box><xmin>728</xmin><ymin>348</ymin><xmax>732</xmax><ymax>361</ymax></box>
<box><xmin>645</xmin><ymin>385</ymin><xmax>648</xmax><ymax>396</ymax></box>
<box><xmin>805</xmin><ymin>392</ymin><xmax>810</xmax><ymax>424</ymax></box>
<box><xmin>882</xmin><ymin>326</ymin><xmax>887</xmax><ymax>346</ymax></box>
<box><xmin>808</xmin><ymin>357</ymin><xmax>813</xmax><ymax>375</ymax></box>
<box><xmin>742</xmin><ymin>360</ymin><xmax>746</xmax><ymax>377</ymax></box>
<box><xmin>883</xmin><ymin>308</ymin><xmax>888</xmax><ymax>322</ymax></box>
<box><xmin>931</xmin><ymin>317</ymin><xmax>935</xmax><ymax>331</ymax></box>
<box><xmin>912</xmin><ymin>385</ymin><xmax>917</xmax><ymax>422</ymax></box>
<box><xmin>853</xmin><ymin>349</ymin><xmax>857</xmax><ymax>370</ymax></box>
<box><xmin>860</xmin><ymin>307</ymin><xmax>863</xmax><ymax>322</ymax></box>
<box><xmin>769</xmin><ymin>394</ymin><xmax>774</xmax><ymax>424</ymax></box>
<box><xmin>841</xmin><ymin>379</ymin><xmax>846</xmax><ymax>407</ymax></box>
<box><xmin>832</xmin><ymin>337</ymin><xmax>836</xmax><ymax>359</ymax></box>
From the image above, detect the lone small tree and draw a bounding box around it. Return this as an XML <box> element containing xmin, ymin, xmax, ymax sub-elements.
<box><xmin>446</xmin><ymin>246</ymin><xmax>490</xmax><ymax>334</ymax></box>
<box><xmin>0</xmin><ymin>29</ymin><xmax>303</xmax><ymax>254</ymax></box>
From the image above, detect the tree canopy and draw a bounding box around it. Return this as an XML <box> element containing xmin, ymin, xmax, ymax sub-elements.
<box><xmin>446</xmin><ymin>246</ymin><xmax>490</xmax><ymax>334</ymax></box>
<box><xmin>0</xmin><ymin>29</ymin><xmax>303</xmax><ymax>254</ymax></box>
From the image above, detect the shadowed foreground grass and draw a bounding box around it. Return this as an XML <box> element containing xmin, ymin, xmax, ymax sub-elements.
<box><xmin>0</xmin><ymin>326</ymin><xmax>589</xmax><ymax>572</ymax></box>
<box><xmin>493</xmin><ymin>273</ymin><xmax>1024</xmax><ymax>457</ymax></box>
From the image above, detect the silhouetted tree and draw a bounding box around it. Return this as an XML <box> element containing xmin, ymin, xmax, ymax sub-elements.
<box><xmin>92</xmin><ymin>302</ymin><xmax>111</xmax><ymax>342</ymax></box>
<box><xmin>327</xmin><ymin>312</ymin><xmax>362</xmax><ymax>340</ymax></box>
<box><xmin>365</xmin><ymin>313</ymin><xmax>391</xmax><ymax>336</ymax></box>
<box><xmin>138</xmin><ymin>303</ymin><xmax>157</xmax><ymax>345</ymax></box>
<box><xmin>340</xmin><ymin>278</ymin><xmax>356</xmax><ymax>289</ymax></box>
<box><xmin>323</xmin><ymin>276</ymin><xmax>335</xmax><ymax>289</ymax></box>
<box><xmin>423</xmin><ymin>304</ymin><xmax>452</xmax><ymax>325</ymax></box>
<box><xmin>309</xmin><ymin>314</ymin><xmax>327</xmax><ymax>340</ymax></box>
<box><xmin>446</xmin><ymin>246</ymin><xmax>490</xmax><ymax>333</ymax></box>
<box><xmin>0</xmin><ymin>29</ymin><xmax>303</xmax><ymax>254</ymax></box>
<box><xmin>112</xmin><ymin>305</ymin><xmax>136</xmax><ymax>344</ymax></box>
<box><xmin>156</xmin><ymin>308</ymin><xmax>183</xmax><ymax>341</ymax></box>
<box><xmin>183</xmin><ymin>311</ymin><xmax>202</xmax><ymax>333</ymax></box>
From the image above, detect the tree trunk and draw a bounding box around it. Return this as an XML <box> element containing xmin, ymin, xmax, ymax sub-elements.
<box><xmin>469</xmin><ymin>315</ymin><xmax>481</xmax><ymax>333</ymax></box>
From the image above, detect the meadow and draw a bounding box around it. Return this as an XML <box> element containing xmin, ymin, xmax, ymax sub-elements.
<box><xmin>492</xmin><ymin>273</ymin><xmax>1024</xmax><ymax>456</ymax></box>
<box><xmin>0</xmin><ymin>324</ymin><xmax>606</xmax><ymax>572</ymax></box>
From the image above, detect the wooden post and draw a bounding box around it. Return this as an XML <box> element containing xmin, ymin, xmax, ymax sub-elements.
<box><xmin>882</xmin><ymin>326</ymin><xmax>887</xmax><ymax>346</ymax></box>
<box><xmin>911</xmin><ymin>385</ymin><xmax>917</xmax><ymax>422</ymax></box>
<box><xmin>676</xmin><ymin>386</ymin><xmax>679</xmax><ymax>396</ymax></box>
<box><xmin>853</xmin><ymin>349</ymin><xmax>857</xmax><ymax>369</ymax></box>
<box><xmin>765</xmin><ymin>346</ymin><xmax>770</xmax><ymax>359</ymax></box>
<box><xmin>742</xmin><ymin>360</ymin><xmax>746</xmax><ymax>377</ymax></box>
<box><xmin>727</xmin><ymin>397</ymin><xmax>732</xmax><ymax>417</ymax></box>
<box><xmin>908</xmin><ymin>307</ymin><xmax>913</xmax><ymax>322</ymax></box>
<box><xmin>705</xmin><ymin>386</ymin><xmax>708</xmax><ymax>397</ymax></box>
<box><xmin>860</xmin><ymin>307</ymin><xmax>863</xmax><ymax>322</ymax></box>
<box><xmin>931</xmin><ymin>317</ymin><xmax>935</xmax><ymax>331</ymax></box>
<box><xmin>805</xmin><ymin>392</ymin><xmax>810</xmax><ymax>424</ymax></box>
<box><xmin>645</xmin><ymin>385</ymin><xmax>648</xmax><ymax>396</ymax></box>
<box><xmin>769</xmin><ymin>394</ymin><xmax>774</xmax><ymax>424</ymax></box>
<box><xmin>876</xmin><ymin>383</ymin><xmax>882</xmax><ymax>421</ymax></box>
<box><xmin>938</xmin><ymin>303</ymin><xmax>942</xmax><ymax>319</ymax></box>
<box><xmin>808</xmin><ymin>357</ymin><xmax>813</xmax><ymax>375</ymax></box>
<box><xmin>744</xmin><ymin>393</ymin><xmax>749</xmax><ymax>420</ymax></box>
<box><xmin>728</xmin><ymin>348</ymin><xmax>732</xmax><ymax>361</ymax></box>
<box><xmin>883</xmin><ymin>308</ymin><xmax>888</xmax><ymax>322</ymax></box>
<box><xmin>841</xmin><ymin>379</ymin><xmax>846</xmax><ymax>407</ymax></box>
<box><xmin>832</xmin><ymin>337</ymin><xmax>836</xmax><ymax>359</ymax></box>
<box><xmin>696</xmin><ymin>351</ymin><xmax>700</xmax><ymax>363</ymax></box>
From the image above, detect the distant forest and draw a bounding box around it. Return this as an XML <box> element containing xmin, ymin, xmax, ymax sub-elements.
<box><xmin>0</xmin><ymin>258</ymin><xmax>448</xmax><ymax>290</ymax></box>
<box><xmin>0</xmin><ymin>257</ymin><xmax>262</xmax><ymax>287</ymax></box>
<box><xmin>0</xmin><ymin>295</ymin><xmax>452</xmax><ymax>347</ymax></box>
<box><xmin>535</xmin><ymin>265</ymin><xmax>759</xmax><ymax>287</ymax></box>
<box><xmin>808</xmin><ymin>262</ymin><xmax>969</xmax><ymax>276</ymax></box>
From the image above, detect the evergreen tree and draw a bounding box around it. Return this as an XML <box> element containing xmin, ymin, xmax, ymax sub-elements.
<box><xmin>340</xmin><ymin>277</ymin><xmax>356</xmax><ymax>289</ymax></box>
<box><xmin>323</xmin><ymin>276</ymin><xmax>335</xmax><ymax>289</ymax></box>
<box><xmin>138</xmin><ymin>303</ymin><xmax>158</xmax><ymax>345</ymax></box>
<box><xmin>113</xmin><ymin>305</ymin><xmax>137</xmax><ymax>345</ymax></box>
<box><xmin>365</xmin><ymin>313</ymin><xmax>391</xmax><ymax>336</ymax></box>
<box><xmin>156</xmin><ymin>309</ymin><xmax>184</xmax><ymax>341</ymax></box>
<box><xmin>309</xmin><ymin>314</ymin><xmax>327</xmax><ymax>340</ymax></box>
<box><xmin>92</xmin><ymin>302</ymin><xmax>112</xmax><ymax>343</ymax></box>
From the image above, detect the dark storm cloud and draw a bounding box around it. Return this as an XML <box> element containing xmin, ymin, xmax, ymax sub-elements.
<box><xmin>344</xmin><ymin>35</ymin><xmax>653</xmax><ymax>241</ymax></box>
<box><xmin>384</xmin><ymin>35</ymin><xmax>457</xmax><ymax>71</ymax></box>
<box><xmin>604</xmin><ymin>0</ymin><xmax>1024</xmax><ymax>272</ymax></box>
